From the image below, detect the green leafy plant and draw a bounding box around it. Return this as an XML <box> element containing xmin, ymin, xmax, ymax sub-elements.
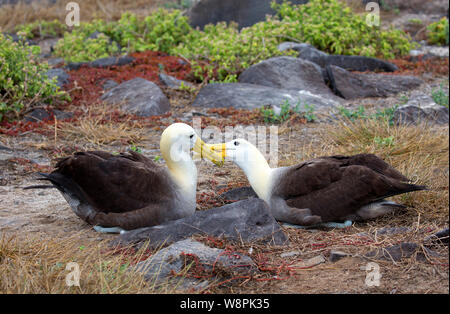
<box><xmin>372</xmin><ymin>105</ymin><xmax>398</xmax><ymax>125</ymax></box>
<box><xmin>432</xmin><ymin>84</ymin><xmax>449</xmax><ymax>108</ymax></box>
<box><xmin>260</xmin><ymin>101</ymin><xmax>291</xmax><ymax>123</ymax></box>
<box><xmin>338</xmin><ymin>106</ymin><xmax>368</xmax><ymax>121</ymax></box>
<box><xmin>338</xmin><ymin>105</ymin><xmax>398</xmax><ymax>125</ymax></box>
<box><xmin>272</xmin><ymin>0</ymin><xmax>414</xmax><ymax>59</ymax></box>
<box><xmin>427</xmin><ymin>17</ymin><xmax>449</xmax><ymax>46</ymax></box>
<box><xmin>54</xmin><ymin>9</ymin><xmax>191</xmax><ymax>63</ymax></box>
<box><xmin>15</xmin><ymin>20</ymin><xmax>67</xmax><ymax>39</ymax></box>
<box><xmin>260</xmin><ymin>100</ymin><xmax>317</xmax><ymax>123</ymax></box>
<box><xmin>374</xmin><ymin>135</ymin><xmax>395</xmax><ymax>147</ymax></box>
<box><xmin>0</xmin><ymin>34</ymin><xmax>69</xmax><ymax>121</ymax></box>
<box><xmin>163</xmin><ymin>0</ymin><xmax>194</xmax><ymax>10</ymax></box>
<box><xmin>293</xmin><ymin>102</ymin><xmax>317</xmax><ymax>122</ymax></box>
<box><xmin>54</xmin><ymin>30</ymin><xmax>120</xmax><ymax>63</ymax></box>
<box><xmin>408</xmin><ymin>18</ymin><xmax>423</xmax><ymax>25</ymax></box>
<box><xmin>52</xmin><ymin>1</ymin><xmax>415</xmax><ymax>81</ymax></box>
<box><xmin>130</xmin><ymin>145</ymin><xmax>142</xmax><ymax>153</ymax></box>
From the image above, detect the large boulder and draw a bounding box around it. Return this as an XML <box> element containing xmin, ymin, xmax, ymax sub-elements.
<box><xmin>187</xmin><ymin>0</ymin><xmax>309</xmax><ymax>30</ymax></box>
<box><xmin>326</xmin><ymin>65</ymin><xmax>423</xmax><ymax>99</ymax></box>
<box><xmin>192</xmin><ymin>82</ymin><xmax>340</xmax><ymax>110</ymax></box>
<box><xmin>393</xmin><ymin>94</ymin><xmax>449</xmax><ymax>125</ymax></box>
<box><xmin>100</xmin><ymin>78</ymin><xmax>170</xmax><ymax>116</ymax></box>
<box><xmin>238</xmin><ymin>56</ymin><xmax>339</xmax><ymax>101</ymax></box>
<box><xmin>278</xmin><ymin>42</ymin><xmax>398</xmax><ymax>72</ymax></box>
<box><xmin>115</xmin><ymin>198</ymin><xmax>288</xmax><ymax>248</ymax></box>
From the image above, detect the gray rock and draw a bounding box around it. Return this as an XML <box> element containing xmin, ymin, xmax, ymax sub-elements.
<box><xmin>0</xmin><ymin>144</ymin><xmax>12</xmax><ymax>151</ymax></box>
<box><xmin>0</xmin><ymin>0</ymin><xmax>56</xmax><ymax>6</ymax></box>
<box><xmin>133</xmin><ymin>238</ymin><xmax>255</xmax><ymax>289</ymax></box>
<box><xmin>280</xmin><ymin>250</ymin><xmax>301</xmax><ymax>258</ymax></box>
<box><xmin>101</xmin><ymin>79</ymin><xmax>119</xmax><ymax>91</ymax></box>
<box><xmin>329</xmin><ymin>250</ymin><xmax>350</xmax><ymax>262</ymax></box>
<box><xmin>115</xmin><ymin>198</ymin><xmax>288</xmax><ymax>248</ymax></box>
<box><xmin>101</xmin><ymin>78</ymin><xmax>170</xmax><ymax>117</ymax></box>
<box><xmin>158</xmin><ymin>73</ymin><xmax>194</xmax><ymax>89</ymax></box>
<box><xmin>239</xmin><ymin>56</ymin><xmax>340</xmax><ymax>101</ymax></box>
<box><xmin>23</xmin><ymin>108</ymin><xmax>73</xmax><ymax>122</ymax></box>
<box><xmin>187</xmin><ymin>0</ymin><xmax>309</xmax><ymax>30</ymax></box>
<box><xmin>393</xmin><ymin>94</ymin><xmax>449</xmax><ymax>125</ymax></box>
<box><xmin>45</xmin><ymin>68</ymin><xmax>70</xmax><ymax>87</ymax></box>
<box><xmin>46</xmin><ymin>58</ymin><xmax>65</xmax><ymax>67</ymax></box>
<box><xmin>65</xmin><ymin>56</ymin><xmax>133</xmax><ymax>71</ymax></box>
<box><xmin>278</xmin><ymin>42</ymin><xmax>398</xmax><ymax>72</ymax></box>
<box><xmin>364</xmin><ymin>242</ymin><xmax>440</xmax><ymax>262</ymax></box>
<box><xmin>65</xmin><ymin>62</ymin><xmax>88</xmax><ymax>71</ymax></box>
<box><xmin>89</xmin><ymin>56</ymin><xmax>134</xmax><ymax>68</ymax></box>
<box><xmin>425</xmin><ymin>228</ymin><xmax>449</xmax><ymax>246</ymax></box>
<box><xmin>375</xmin><ymin>227</ymin><xmax>411</xmax><ymax>236</ymax></box>
<box><xmin>192</xmin><ymin>83</ymin><xmax>340</xmax><ymax>110</ymax></box>
<box><xmin>219</xmin><ymin>186</ymin><xmax>257</xmax><ymax>201</ymax></box>
<box><xmin>326</xmin><ymin>65</ymin><xmax>423</xmax><ymax>99</ymax></box>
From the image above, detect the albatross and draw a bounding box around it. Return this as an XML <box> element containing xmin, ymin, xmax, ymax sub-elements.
<box><xmin>25</xmin><ymin>123</ymin><xmax>224</xmax><ymax>233</ymax></box>
<box><xmin>209</xmin><ymin>139</ymin><xmax>426</xmax><ymax>227</ymax></box>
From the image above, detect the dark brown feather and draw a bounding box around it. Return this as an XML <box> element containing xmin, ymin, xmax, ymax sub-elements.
<box><xmin>47</xmin><ymin>151</ymin><xmax>177</xmax><ymax>229</ymax></box>
<box><xmin>275</xmin><ymin>154</ymin><xmax>425</xmax><ymax>222</ymax></box>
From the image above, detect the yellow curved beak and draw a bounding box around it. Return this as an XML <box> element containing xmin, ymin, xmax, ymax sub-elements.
<box><xmin>192</xmin><ymin>138</ymin><xmax>225</xmax><ymax>167</ymax></box>
<box><xmin>205</xmin><ymin>143</ymin><xmax>227</xmax><ymax>160</ymax></box>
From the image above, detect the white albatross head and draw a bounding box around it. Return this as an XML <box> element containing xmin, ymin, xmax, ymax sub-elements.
<box><xmin>207</xmin><ymin>138</ymin><xmax>273</xmax><ymax>201</ymax></box>
<box><xmin>160</xmin><ymin>123</ymin><xmax>224</xmax><ymax>167</ymax></box>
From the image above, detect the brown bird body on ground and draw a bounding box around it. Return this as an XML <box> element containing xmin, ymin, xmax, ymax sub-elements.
<box><xmin>209</xmin><ymin>139</ymin><xmax>426</xmax><ymax>227</ymax></box>
<box><xmin>25</xmin><ymin>123</ymin><xmax>224</xmax><ymax>233</ymax></box>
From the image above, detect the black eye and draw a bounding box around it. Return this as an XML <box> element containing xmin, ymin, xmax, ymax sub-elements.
<box><xmin>234</xmin><ymin>141</ymin><xmax>239</xmax><ymax>146</ymax></box>
<box><xmin>190</xmin><ymin>134</ymin><xmax>194</xmax><ymax>139</ymax></box>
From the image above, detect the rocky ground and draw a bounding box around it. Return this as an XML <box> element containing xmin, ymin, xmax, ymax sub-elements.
<box><xmin>0</xmin><ymin>0</ymin><xmax>449</xmax><ymax>294</ymax></box>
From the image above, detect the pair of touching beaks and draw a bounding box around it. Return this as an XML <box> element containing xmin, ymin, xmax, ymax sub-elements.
<box><xmin>192</xmin><ymin>138</ymin><xmax>237</xmax><ymax>167</ymax></box>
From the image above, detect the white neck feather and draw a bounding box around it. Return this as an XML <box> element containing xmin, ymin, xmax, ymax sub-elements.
<box><xmin>235</xmin><ymin>145</ymin><xmax>273</xmax><ymax>202</ymax></box>
<box><xmin>163</xmin><ymin>145</ymin><xmax>197</xmax><ymax>202</ymax></box>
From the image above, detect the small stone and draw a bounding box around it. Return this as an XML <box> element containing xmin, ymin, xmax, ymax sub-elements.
<box><xmin>280</xmin><ymin>250</ymin><xmax>301</xmax><ymax>258</ymax></box>
<box><xmin>329</xmin><ymin>250</ymin><xmax>349</xmax><ymax>262</ymax></box>
<box><xmin>101</xmin><ymin>79</ymin><xmax>119</xmax><ymax>91</ymax></box>
<box><xmin>292</xmin><ymin>255</ymin><xmax>326</xmax><ymax>269</ymax></box>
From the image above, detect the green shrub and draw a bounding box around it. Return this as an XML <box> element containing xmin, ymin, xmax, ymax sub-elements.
<box><xmin>260</xmin><ymin>100</ymin><xmax>317</xmax><ymax>123</ymax></box>
<box><xmin>273</xmin><ymin>0</ymin><xmax>414</xmax><ymax>59</ymax></box>
<box><xmin>52</xmin><ymin>1</ymin><xmax>415</xmax><ymax>81</ymax></box>
<box><xmin>53</xmin><ymin>9</ymin><xmax>191</xmax><ymax>63</ymax></box>
<box><xmin>432</xmin><ymin>84</ymin><xmax>449</xmax><ymax>108</ymax></box>
<box><xmin>427</xmin><ymin>17</ymin><xmax>449</xmax><ymax>46</ymax></box>
<box><xmin>338</xmin><ymin>105</ymin><xmax>398</xmax><ymax>125</ymax></box>
<box><xmin>15</xmin><ymin>20</ymin><xmax>67</xmax><ymax>39</ymax></box>
<box><xmin>173</xmin><ymin>20</ymin><xmax>291</xmax><ymax>81</ymax></box>
<box><xmin>0</xmin><ymin>34</ymin><xmax>68</xmax><ymax>121</ymax></box>
<box><xmin>54</xmin><ymin>27</ymin><xmax>120</xmax><ymax>63</ymax></box>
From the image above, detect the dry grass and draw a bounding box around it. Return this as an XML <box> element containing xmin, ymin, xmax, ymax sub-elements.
<box><xmin>0</xmin><ymin>232</ymin><xmax>187</xmax><ymax>293</ymax></box>
<box><xmin>55</xmin><ymin>107</ymin><xmax>148</xmax><ymax>147</ymax></box>
<box><xmin>288</xmin><ymin>118</ymin><xmax>449</xmax><ymax>221</ymax></box>
<box><xmin>0</xmin><ymin>0</ymin><xmax>168</xmax><ymax>32</ymax></box>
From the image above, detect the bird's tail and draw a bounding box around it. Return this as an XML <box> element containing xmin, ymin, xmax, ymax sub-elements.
<box><xmin>23</xmin><ymin>173</ymin><xmax>57</xmax><ymax>190</ymax></box>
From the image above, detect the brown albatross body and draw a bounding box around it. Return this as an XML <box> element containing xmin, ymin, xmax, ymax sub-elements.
<box><xmin>26</xmin><ymin>123</ymin><xmax>224</xmax><ymax>232</ymax></box>
<box><xmin>210</xmin><ymin>139</ymin><xmax>426</xmax><ymax>226</ymax></box>
<box><xmin>37</xmin><ymin>150</ymin><xmax>181</xmax><ymax>230</ymax></box>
